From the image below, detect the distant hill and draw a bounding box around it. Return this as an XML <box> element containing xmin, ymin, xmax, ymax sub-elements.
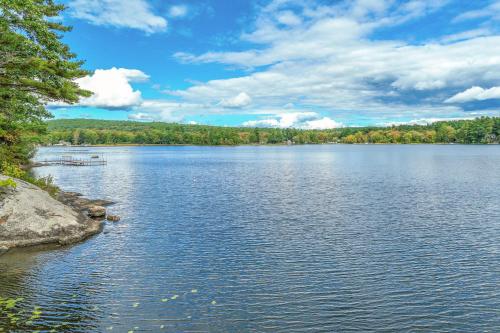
<box><xmin>44</xmin><ymin>118</ymin><xmax>500</xmax><ymax>145</ymax></box>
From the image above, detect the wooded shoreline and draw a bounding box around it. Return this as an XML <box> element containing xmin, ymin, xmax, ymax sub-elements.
<box><xmin>44</xmin><ymin>117</ymin><xmax>500</xmax><ymax>146</ymax></box>
<box><xmin>42</xmin><ymin>142</ymin><xmax>499</xmax><ymax>148</ymax></box>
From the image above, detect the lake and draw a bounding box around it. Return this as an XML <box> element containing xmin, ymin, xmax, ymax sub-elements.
<box><xmin>1</xmin><ymin>145</ymin><xmax>499</xmax><ymax>332</ymax></box>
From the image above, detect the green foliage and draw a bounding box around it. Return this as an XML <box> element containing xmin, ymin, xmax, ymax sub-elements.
<box><xmin>1</xmin><ymin>161</ymin><xmax>25</xmax><ymax>178</ymax></box>
<box><xmin>0</xmin><ymin>0</ymin><xmax>91</xmax><ymax>168</ymax></box>
<box><xmin>29</xmin><ymin>174</ymin><xmax>58</xmax><ymax>197</ymax></box>
<box><xmin>0</xmin><ymin>178</ymin><xmax>17</xmax><ymax>189</ymax></box>
<box><xmin>0</xmin><ymin>161</ymin><xmax>58</xmax><ymax>196</ymax></box>
<box><xmin>42</xmin><ymin>117</ymin><xmax>500</xmax><ymax>146</ymax></box>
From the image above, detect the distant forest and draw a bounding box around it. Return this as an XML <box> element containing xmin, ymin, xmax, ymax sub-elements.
<box><xmin>44</xmin><ymin>117</ymin><xmax>500</xmax><ymax>145</ymax></box>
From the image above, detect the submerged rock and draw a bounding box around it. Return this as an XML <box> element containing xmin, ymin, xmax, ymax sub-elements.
<box><xmin>0</xmin><ymin>175</ymin><xmax>103</xmax><ymax>252</ymax></box>
<box><xmin>58</xmin><ymin>192</ymin><xmax>115</xmax><ymax>211</ymax></box>
<box><xmin>64</xmin><ymin>191</ymin><xmax>83</xmax><ymax>197</ymax></box>
<box><xmin>89</xmin><ymin>199</ymin><xmax>114</xmax><ymax>207</ymax></box>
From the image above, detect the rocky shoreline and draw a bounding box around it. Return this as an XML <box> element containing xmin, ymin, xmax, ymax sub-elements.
<box><xmin>0</xmin><ymin>175</ymin><xmax>118</xmax><ymax>255</ymax></box>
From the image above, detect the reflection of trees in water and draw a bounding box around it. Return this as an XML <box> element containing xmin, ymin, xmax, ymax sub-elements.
<box><xmin>0</xmin><ymin>247</ymin><xmax>104</xmax><ymax>332</ymax></box>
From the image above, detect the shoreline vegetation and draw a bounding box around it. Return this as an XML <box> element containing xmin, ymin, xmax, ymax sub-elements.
<box><xmin>44</xmin><ymin>117</ymin><xmax>499</xmax><ymax>146</ymax></box>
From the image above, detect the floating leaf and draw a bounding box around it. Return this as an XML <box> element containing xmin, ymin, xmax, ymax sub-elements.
<box><xmin>191</xmin><ymin>289</ymin><xmax>198</xmax><ymax>293</ymax></box>
<box><xmin>4</xmin><ymin>298</ymin><xmax>21</xmax><ymax>309</ymax></box>
<box><xmin>30</xmin><ymin>306</ymin><xmax>43</xmax><ymax>320</ymax></box>
<box><xmin>211</xmin><ymin>300</ymin><xmax>217</xmax><ymax>305</ymax></box>
<box><xmin>161</xmin><ymin>298</ymin><xmax>169</xmax><ymax>302</ymax></box>
<box><xmin>171</xmin><ymin>295</ymin><xmax>179</xmax><ymax>300</ymax></box>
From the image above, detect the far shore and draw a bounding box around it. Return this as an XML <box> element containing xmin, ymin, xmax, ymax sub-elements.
<box><xmin>40</xmin><ymin>142</ymin><xmax>499</xmax><ymax>148</ymax></box>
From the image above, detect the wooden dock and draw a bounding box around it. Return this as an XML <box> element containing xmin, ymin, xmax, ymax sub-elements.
<box><xmin>39</xmin><ymin>155</ymin><xmax>107</xmax><ymax>166</ymax></box>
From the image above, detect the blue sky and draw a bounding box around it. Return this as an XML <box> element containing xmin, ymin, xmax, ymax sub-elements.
<box><xmin>51</xmin><ymin>0</ymin><xmax>500</xmax><ymax>128</ymax></box>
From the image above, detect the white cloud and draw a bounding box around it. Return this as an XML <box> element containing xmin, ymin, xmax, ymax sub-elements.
<box><xmin>69</xmin><ymin>0</ymin><xmax>167</xmax><ymax>33</ymax></box>
<box><xmin>128</xmin><ymin>100</ymin><xmax>208</xmax><ymax>122</ymax></box>
<box><xmin>454</xmin><ymin>1</ymin><xmax>500</xmax><ymax>22</ymax></box>
<box><xmin>218</xmin><ymin>92</ymin><xmax>252</xmax><ymax>108</ymax></box>
<box><xmin>128</xmin><ymin>112</ymin><xmax>154</xmax><ymax>121</ymax></box>
<box><xmin>169</xmin><ymin>5</ymin><xmax>188</xmax><ymax>18</ymax></box>
<box><xmin>243</xmin><ymin>112</ymin><xmax>343</xmax><ymax>129</ymax></box>
<box><xmin>304</xmin><ymin>117</ymin><xmax>344</xmax><ymax>129</ymax></box>
<box><xmin>440</xmin><ymin>28</ymin><xmax>492</xmax><ymax>43</ymax></box>
<box><xmin>445</xmin><ymin>86</ymin><xmax>500</xmax><ymax>103</ymax></box>
<box><xmin>379</xmin><ymin>117</ymin><xmax>475</xmax><ymax>126</ymax></box>
<box><xmin>76</xmin><ymin>68</ymin><xmax>149</xmax><ymax>109</ymax></box>
<box><xmin>276</xmin><ymin>10</ymin><xmax>302</xmax><ymax>26</ymax></box>
<box><xmin>244</xmin><ymin>119</ymin><xmax>280</xmax><ymax>127</ymax></box>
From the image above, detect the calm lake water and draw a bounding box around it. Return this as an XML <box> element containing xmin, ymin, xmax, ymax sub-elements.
<box><xmin>1</xmin><ymin>145</ymin><xmax>499</xmax><ymax>332</ymax></box>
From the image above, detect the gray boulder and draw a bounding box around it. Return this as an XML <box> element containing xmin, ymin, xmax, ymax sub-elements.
<box><xmin>0</xmin><ymin>175</ymin><xmax>103</xmax><ymax>252</ymax></box>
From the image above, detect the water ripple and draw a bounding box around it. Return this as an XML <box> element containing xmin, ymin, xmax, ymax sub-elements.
<box><xmin>0</xmin><ymin>145</ymin><xmax>499</xmax><ymax>332</ymax></box>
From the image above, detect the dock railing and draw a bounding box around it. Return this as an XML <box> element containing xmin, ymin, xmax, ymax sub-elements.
<box><xmin>40</xmin><ymin>154</ymin><xmax>107</xmax><ymax>166</ymax></box>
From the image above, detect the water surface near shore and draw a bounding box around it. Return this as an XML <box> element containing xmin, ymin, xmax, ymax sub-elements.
<box><xmin>1</xmin><ymin>145</ymin><xmax>499</xmax><ymax>332</ymax></box>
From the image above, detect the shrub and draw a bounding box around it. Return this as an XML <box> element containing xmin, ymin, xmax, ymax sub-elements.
<box><xmin>1</xmin><ymin>162</ymin><xmax>26</xmax><ymax>179</ymax></box>
<box><xmin>1</xmin><ymin>162</ymin><xmax>58</xmax><ymax>197</ymax></box>
<box><xmin>0</xmin><ymin>178</ymin><xmax>17</xmax><ymax>189</ymax></box>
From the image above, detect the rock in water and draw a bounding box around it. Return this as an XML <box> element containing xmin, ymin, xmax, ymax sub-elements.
<box><xmin>106</xmin><ymin>215</ymin><xmax>120</xmax><ymax>222</ymax></box>
<box><xmin>57</xmin><ymin>191</ymin><xmax>115</xmax><ymax>211</ymax></box>
<box><xmin>0</xmin><ymin>175</ymin><xmax>103</xmax><ymax>252</ymax></box>
<box><xmin>88</xmin><ymin>206</ymin><xmax>106</xmax><ymax>218</ymax></box>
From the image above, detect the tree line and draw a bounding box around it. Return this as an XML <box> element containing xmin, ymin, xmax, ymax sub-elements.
<box><xmin>44</xmin><ymin>117</ymin><xmax>500</xmax><ymax>146</ymax></box>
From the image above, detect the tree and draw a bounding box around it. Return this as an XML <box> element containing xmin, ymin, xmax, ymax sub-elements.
<box><xmin>0</xmin><ymin>0</ymin><xmax>91</xmax><ymax>169</ymax></box>
<box><xmin>436</xmin><ymin>124</ymin><xmax>456</xmax><ymax>143</ymax></box>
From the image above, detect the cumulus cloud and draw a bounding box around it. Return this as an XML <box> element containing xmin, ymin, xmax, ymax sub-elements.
<box><xmin>69</xmin><ymin>0</ymin><xmax>167</xmax><ymax>33</ymax></box>
<box><xmin>243</xmin><ymin>112</ymin><xmax>343</xmax><ymax>129</ymax></box>
<box><xmin>218</xmin><ymin>92</ymin><xmax>252</xmax><ymax>108</ymax></box>
<box><xmin>76</xmin><ymin>68</ymin><xmax>149</xmax><ymax>109</ymax></box>
<box><xmin>169</xmin><ymin>5</ymin><xmax>188</xmax><ymax>18</ymax></box>
<box><xmin>445</xmin><ymin>86</ymin><xmax>500</xmax><ymax>103</ymax></box>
